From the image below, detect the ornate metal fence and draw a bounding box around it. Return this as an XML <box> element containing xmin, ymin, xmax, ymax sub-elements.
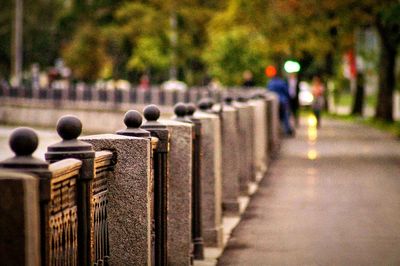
<box><xmin>47</xmin><ymin>159</ymin><xmax>81</xmax><ymax>265</ymax></box>
<box><xmin>92</xmin><ymin>151</ymin><xmax>114</xmax><ymax>265</ymax></box>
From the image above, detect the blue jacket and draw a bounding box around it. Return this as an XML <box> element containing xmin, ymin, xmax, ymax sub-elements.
<box><xmin>267</xmin><ymin>77</ymin><xmax>290</xmax><ymax>105</ymax></box>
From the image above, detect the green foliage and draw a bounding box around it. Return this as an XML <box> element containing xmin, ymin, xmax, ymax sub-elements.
<box><xmin>127</xmin><ymin>36</ymin><xmax>170</xmax><ymax>72</ymax></box>
<box><xmin>62</xmin><ymin>23</ymin><xmax>110</xmax><ymax>81</ymax></box>
<box><xmin>0</xmin><ymin>0</ymin><xmax>398</xmax><ymax>106</ymax></box>
<box><xmin>0</xmin><ymin>0</ymin><xmax>64</xmax><ymax>77</ymax></box>
<box><xmin>203</xmin><ymin>27</ymin><xmax>268</xmax><ymax>86</ymax></box>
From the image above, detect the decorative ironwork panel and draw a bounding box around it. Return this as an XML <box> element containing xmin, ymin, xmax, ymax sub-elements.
<box><xmin>48</xmin><ymin>159</ymin><xmax>81</xmax><ymax>266</ymax></box>
<box><xmin>93</xmin><ymin>151</ymin><xmax>114</xmax><ymax>266</ymax></box>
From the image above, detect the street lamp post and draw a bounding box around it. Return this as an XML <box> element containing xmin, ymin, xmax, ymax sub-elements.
<box><xmin>13</xmin><ymin>0</ymin><xmax>23</xmax><ymax>87</ymax></box>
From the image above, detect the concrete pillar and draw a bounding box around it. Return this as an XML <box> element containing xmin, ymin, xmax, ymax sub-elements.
<box><xmin>80</xmin><ymin>134</ymin><xmax>152</xmax><ymax>265</ymax></box>
<box><xmin>161</xmin><ymin>119</ymin><xmax>193</xmax><ymax>265</ymax></box>
<box><xmin>0</xmin><ymin>170</ymin><xmax>40</xmax><ymax>266</ymax></box>
<box><xmin>194</xmin><ymin>111</ymin><xmax>223</xmax><ymax>247</ymax></box>
<box><xmin>137</xmin><ymin>89</ymin><xmax>146</xmax><ymax>104</ymax></box>
<box><xmin>164</xmin><ymin>90</ymin><xmax>176</xmax><ymax>106</ymax></box>
<box><xmin>266</xmin><ymin>92</ymin><xmax>281</xmax><ymax>155</ymax></box>
<box><xmin>234</xmin><ymin>101</ymin><xmax>254</xmax><ymax>195</ymax></box>
<box><xmin>219</xmin><ymin>104</ymin><xmax>240</xmax><ymax>215</ymax></box>
<box><xmin>249</xmin><ymin>99</ymin><xmax>267</xmax><ymax>180</ymax></box>
<box><xmin>151</xmin><ymin>88</ymin><xmax>161</xmax><ymax>105</ymax></box>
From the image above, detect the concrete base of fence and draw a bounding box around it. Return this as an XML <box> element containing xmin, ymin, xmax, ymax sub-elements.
<box><xmin>266</xmin><ymin>93</ymin><xmax>281</xmax><ymax>155</ymax></box>
<box><xmin>249</xmin><ymin>99</ymin><xmax>268</xmax><ymax>179</ymax></box>
<box><xmin>234</xmin><ymin>102</ymin><xmax>254</xmax><ymax>196</ymax></box>
<box><xmin>161</xmin><ymin>120</ymin><xmax>193</xmax><ymax>266</ymax></box>
<box><xmin>194</xmin><ymin>112</ymin><xmax>223</xmax><ymax>248</ymax></box>
<box><xmin>218</xmin><ymin>105</ymin><xmax>240</xmax><ymax>216</ymax></box>
<box><xmin>0</xmin><ymin>171</ymin><xmax>40</xmax><ymax>266</ymax></box>
<box><xmin>0</xmin><ymin>102</ymin><xmax>174</xmax><ymax>133</ymax></box>
<box><xmin>80</xmin><ymin>134</ymin><xmax>152</xmax><ymax>265</ymax></box>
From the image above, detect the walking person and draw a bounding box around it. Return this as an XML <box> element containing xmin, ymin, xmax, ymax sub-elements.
<box><xmin>311</xmin><ymin>76</ymin><xmax>325</xmax><ymax>128</ymax></box>
<box><xmin>288</xmin><ymin>73</ymin><xmax>300</xmax><ymax>127</ymax></box>
<box><xmin>242</xmin><ymin>70</ymin><xmax>256</xmax><ymax>87</ymax></box>
<box><xmin>267</xmin><ymin>72</ymin><xmax>294</xmax><ymax>136</ymax></box>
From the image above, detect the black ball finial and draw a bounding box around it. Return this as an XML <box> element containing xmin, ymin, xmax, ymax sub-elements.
<box><xmin>124</xmin><ymin>110</ymin><xmax>143</xmax><ymax>128</ymax></box>
<box><xmin>198</xmin><ymin>98</ymin><xmax>215</xmax><ymax>110</ymax></box>
<box><xmin>174</xmin><ymin>103</ymin><xmax>187</xmax><ymax>117</ymax></box>
<box><xmin>56</xmin><ymin>115</ymin><xmax>82</xmax><ymax>140</ymax></box>
<box><xmin>198</xmin><ymin>99</ymin><xmax>209</xmax><ymax>110</ymax></box>
<box><xmin>186</xmin><ymin>103</ymin><xmax>196</xmax><ymax>116</ymax></box>
<box><xmin>208</xmin><ymin>99</ymin><xmax>215</xmax><ymax>109</ymax></box>
<box><xmin>143</xmin><ymin>104</ymin><xmax>161</xmax><ymax>121</ymax></box>
<box><xmin>224</xmin><ymin>96</ymin><xmax>233</xmax><ymax>104</ymax></box>
<box><xmin>9</xmin><ymin>127</ymin><xmax>39</xmax><ymax>156</ymax></box>
<box><xmin>237</xmin><ymin>96</ymin><xmax>248</xmax><ymax>102</ymax></box>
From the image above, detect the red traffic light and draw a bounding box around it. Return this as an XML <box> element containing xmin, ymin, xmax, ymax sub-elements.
<box><xmin>265</xmin><ymin>66</ymin><xmax>277</xmax><ymax>77</ymax></box>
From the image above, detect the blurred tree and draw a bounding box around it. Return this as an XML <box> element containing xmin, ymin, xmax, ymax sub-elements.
<box><xmin>372</xmin><ymin>1</ymin><xmax>400</xmax><ymax>121</ymax></box>
<box><xmin>203</xmin><ymin>27</ymin><xmax>268</xmax><ymax>85</ymax></box>
<box><xmin>213</xmin><ymin>0</ymin><xmax>399</xmax><ymax>120</ymax></box>
<box><xmin>0</xmin><ymin>0</ymin><xmax>64</xmax><ymax>79</ymax></box>
<box><xmin>62</xmin><ymin>23</ymin><xmax>110</xmax><ymax>81</ymax></box>
<box><xmin>0</xmin><ymin>0</ymin><xmax>13</xmax><ymax>78</ymax></box>
<box><xmin>127</xmin><ymin>35</ymin><xmax>170</xmax><ymax>74</ymax></box>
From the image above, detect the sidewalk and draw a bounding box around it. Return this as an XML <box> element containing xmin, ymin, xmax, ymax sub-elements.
<box><xmin>218</xmin><ymin>116</ymin><xmax>400</xmax><ymax>265</ymax></box>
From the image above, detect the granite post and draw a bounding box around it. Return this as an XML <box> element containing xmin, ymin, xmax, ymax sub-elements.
<box><xmin>193</xmin><ymin>111</ymin><xmax>223</xmax><ymax>247</ymax></box>
<box><xmin>234</xmin><ymin>100</ymin><xmax>254</xmax><ymax>195</ymax></box>
<box><xmin>266</xmin><ymin>92</ymin><xmax>281</xmax><ymax>155</ymax></box>
<box><xmin>137</xmin><ymin>89</ymin><xmax>146</xmax><ymax>104</ymax></box>
<box><xmin>164</xmin><ymin>90</ymin><xmax>175</xmax><ymax>105</ymax></box>
<box><xmin>80</xmin><ymin>134</ymin><xmax>152</xmax><ymax>265</ymax></box>
<box><xmin>151</xmin><ymin>88</ymin><xmax>161</xmax><ymax>105</ymax></box>
<box><xmin>0</xmin><ymin>127</ymin><xmax>52</xmax><ymax>265</ymax></box>
<box><xmin>161</xmin><ymin>119</ymin><xmax>193</xmax><ymax>265</ymax></box>
<box><xmin>45</xmin><ymin>115</ymin><xmax>96</xmax><ymax>266</ymax></box>
<box><xmin>217</xmin><ymin>101</ymin><xmax>240</xmax><ymax>215</ymax></box>
<box><xmin>0</xmin><ymin>170</ymin><xmax>40</xmax><ymax>266</ymax></box>
<box><xmin>249</xmin><ymin>98</ymin><xmax>268</xmax><ymax>180</ymax></box>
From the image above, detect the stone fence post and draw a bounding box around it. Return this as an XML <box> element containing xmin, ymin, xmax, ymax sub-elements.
<box><xmin>0</xmin><ymin>170</ymin><xmax>40</xmax><ymax>266</ymax></box>
<box><xmin>219</xmin><ymin>98</ymin><xmax>240</xmax><ymax>215</ymax></box>
<box><xmin>266</xmin><ymin>92</ymin><xmax>281</xmax><ymax>155</ymax></box>
<box><xmin>186</xmin><ymin>103</ymin><xmax>205</xmax><ymax>259</ymax></box>
<box><xmin>81</xmin><ymin>130</ymin><xmax>152</xmax><ymax>264</ymax></box>
<box><xmin>141</xmin><ymin>104</ymin><xmax>170</xmax><ymax>266</ymax></box>
<box><xmin>231</xmin><ymin>97</ymin><xmax>253</xmax><ymax>195</ymax></box>
<box><xmin>249</xmin><ymin>97</ymin><xmax>268</xmax><ymax>181</ymax></box>
<box><xmin>45</xmin><ymin>115</ymin><xmax>96</xmax><ymax>266</ymax></box>
<box><xmin>163</xmin><ymin>103</ymin><xmax>195</xmax><ymax>265</ymax></box>
<box><xmin>196</xmin><ymin>99</ymin><xmax>223</xmax><ymax>247</ymax></box>
<box><xmin>0</xmin><ymin>127</ymin><xmax>52</xmax><ymax>264</ymax></box>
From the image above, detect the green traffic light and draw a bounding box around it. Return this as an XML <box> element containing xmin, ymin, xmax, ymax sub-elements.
<box><xmin>284</xmin><ymin>60</ymin><xmax>301</xmax><ymax>73</ymax></box>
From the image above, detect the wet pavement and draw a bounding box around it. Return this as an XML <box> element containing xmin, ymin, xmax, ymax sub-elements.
<box><xmin>218</xmin><ymin>116</ymin><xmax>400</xmax><ymax>265</ymax></box>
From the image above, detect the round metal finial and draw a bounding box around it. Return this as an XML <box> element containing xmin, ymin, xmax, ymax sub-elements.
<box><xmin>174</xmin><ymin>103</ymin><xmax>187</xmax><ymax>117</ymax></box>
<box><xmin>186</xmin><ymin>103</ymin><xmax>196</xmax><ymax>116</ymax></box>
<box><xmin>9</xmin><ymin>127</ymin><xmax>38</xmax><ymax>156</ymax></box>
<box><xmin>124</xmin><ymin>110</ymin><xmax>143</xmax><ymax>128</ymax></box>
<box><xmin>208</xmin><ymin>99</ymin><xmax>215</xmax><ymax>109</ymax></box>
<box><xmin>198</xmin><ymin>98</ymin><xmax>214</xmax><ymax>110</ymax></box>
<box><xmin>252</xmin><ymin>92</ymin><xmax>266</xmax><ymax>99</ymax></box>
<box><xmin>237</xmin><ymin>96</ymin><xmax>248</xmax><ymax>103</ymax></box>
<box><xmin>1</xmin><ymin>127</ymin><xmax>48</xmax><ymax>171</ymax></box>
<box><xmin>57</xmin><ymin>115</ymin><xmax>82</xmax><ymax>140</ymax></box>
<box><xmin>116</xmin><ymin>110</ymin><xmax>151</xmax><ymax>137</ymax></box>
<box><xmin>143</xmin><ymin>104</ymin><xmax>160</xmax><ymax>121</ymax></box>
<box><xmin>47</xmin><ymin>115</ymin><xmax>93</xmax><ymax>155</ymax></box>
<box><xmin>224</xmin><ymin>96</ymin><xmax>233</xmax><ymax>104</ymax></box>
<box><xmin>198</xmin><ymin>99</ymin><xmax>209</xmax><ymax>110</ymax></box>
